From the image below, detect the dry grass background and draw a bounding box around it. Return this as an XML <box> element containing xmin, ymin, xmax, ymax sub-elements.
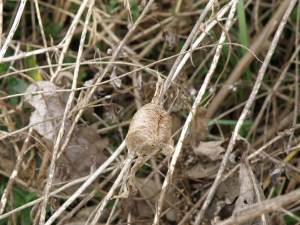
<box><xmin>0</xmin><ymin>0</ymin><xmax>300</xmax><ymax>224</ymax></box>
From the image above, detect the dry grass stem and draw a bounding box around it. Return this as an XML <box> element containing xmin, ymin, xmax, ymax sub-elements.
<box><xmin>171</xmin><ymin>1</ymin><xmax>234</xmax><ymax>85</ymax></box>
<box><xmin>0</xmin><ymin>0</ymin><xmax>26</xmax><ymax>61</ymax></box>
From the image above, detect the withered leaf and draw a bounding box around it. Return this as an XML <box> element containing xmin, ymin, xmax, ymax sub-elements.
<box><xmin>24</xmin><ymin>81</ymin><xmax>70</xmax><ymax>141</ymax></box>
<box><xmin>205</xmin><ymin>170</ymin><xmax>240</xmax><ymax>223</ymax></box>
<box><xmin>193</xmin><ymin>141</ymin><xmax>225</xmax><ymax>161</ymax></box>
<box><xmin>233</xmin><ymin>163</ymin><xmax>255</xmax><ymax>212</ymax></box>
<box><xmin>187</xmin><ymin>162</ymin><xmax>219</xmax><ymax>179</ymax></box>
<box><xmin>232</xmin><ymin>163</ymin><xmax>257</xmax><ymax>225</ymax></box>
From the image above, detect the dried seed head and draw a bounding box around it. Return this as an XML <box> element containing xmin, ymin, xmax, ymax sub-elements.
<box><xmin>125</xmin><ymin>103</ymin><xmax>172</xmax><ymax>156</ymax></box>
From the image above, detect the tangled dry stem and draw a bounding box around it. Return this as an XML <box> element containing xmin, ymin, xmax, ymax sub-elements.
<box><xmin>0</xmin><ymin>0</ymin><xmax>300</xmax><ymax>224</ymax></box>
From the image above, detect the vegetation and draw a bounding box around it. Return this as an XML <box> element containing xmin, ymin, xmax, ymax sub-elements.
<box><xmin>0</xmin><ymin>0</ymin><xmax>299</xmax><ymax>224</ymax></box>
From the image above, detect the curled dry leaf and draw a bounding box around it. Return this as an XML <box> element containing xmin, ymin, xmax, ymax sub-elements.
<box><xmin>193</xmin><ymin>140</ymin><xmax>225</xmax><ymax>161</ymax></box>
<box><xmin>67</xmin><ymin>205</ymin><xmax>108</xmax><ymax>224</ymax></box>
<box><xmin>231</xmin><ymin>163</ymin><xmax>266</xmax><ymax>225</ymax></box>
<box><xmin>24</xmin><ymin>82</ymin><xmax>108</xmax><ymax>194</ymax></box>
<box><xmin>67</xmin><ymin>206</ymin><xmax>110</xmax><ymax>225</ymax></box>
<box><xmin>66</xmin><ymin>223</ymin><xmax>105</xmax><ymax>225</ymax></box>
<box><xmin>24</xmin><ymin>81</ymin><xmax>70</xmax><ymax>141</ymax></box>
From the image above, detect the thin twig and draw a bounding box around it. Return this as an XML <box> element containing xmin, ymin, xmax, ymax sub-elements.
<box><xmin>57</xmin><ymin>166</ymin><xmax>120</xmax><ymax>225</ymax></box>
<box><xmin>248</xmin><ymin>124</ymin><xmax>300</xmax><ymax>161</ymax></box>
<box><xmin>1</xmin><ymin>45</ymin><xmax>63</xmax><ymax>63</ymax></box>
<box><xmin>194</xmin><ymin>0</ymin><xmax>297</xmax><ymax>223</ymax></box>
<box><xmin>169</xmin><ymin>1</ymin><xmax>234</xmax><ymax>85</ymax></box>
<box><xmin>0</xmin><ymin>0</ymin><xmax>27</xmax><ymax>62</ymax></box>
<box><xmin>153</xmin><ymin>1</ymin><xmax>239</xmax><ymax>224</ymax></box>
<box><xmin>252</xmin><ymin>110</ymin><xmax>298</xmax><ymax>148</ymax></box>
